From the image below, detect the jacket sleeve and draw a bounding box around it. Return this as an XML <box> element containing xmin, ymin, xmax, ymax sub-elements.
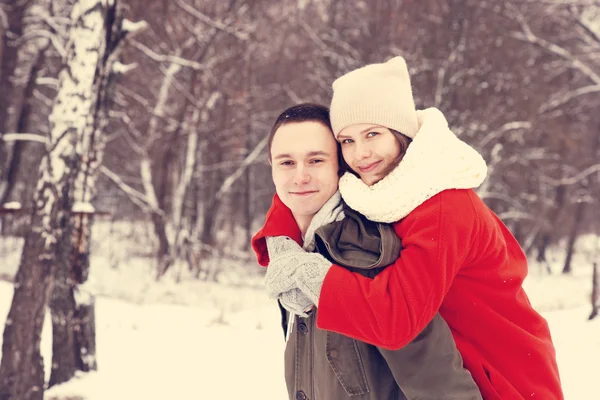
<box><xmin>316</xmin><ymin>189</ymin><xmax>480</xmax><ymax>349</ymax></box>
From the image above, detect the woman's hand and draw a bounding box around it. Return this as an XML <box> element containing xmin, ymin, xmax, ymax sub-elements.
<box><xmin>279</xmin><ymin>289</ymin><xmax>314</xmax><ymax>317</ymax></box>
<box><xmin>265</xmin><ymin>236</ymin><xmax>332</xmax><ymax>306</ymax></box>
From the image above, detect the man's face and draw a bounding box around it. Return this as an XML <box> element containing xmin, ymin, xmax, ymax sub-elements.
<box><xmin>270</xmin><ymin>121</ymin><xmax>339</xmax><ymax>226</ymax></box>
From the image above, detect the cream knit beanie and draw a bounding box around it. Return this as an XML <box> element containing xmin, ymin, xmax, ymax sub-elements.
<box><xmin>330</xmin><ymin>56</ymin><xmax>419</xmax><ymax>139</ymax></box>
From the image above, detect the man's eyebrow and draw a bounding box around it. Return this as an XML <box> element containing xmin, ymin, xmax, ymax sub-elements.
<box><xmin>273</xmin><ymin>150</ymin><xmax>331</xmax><ymax>160</ymax></box>
<box><xmin>272</xmin><ymin>153</ymin><xmax>292</xmax><ymax>160</ymax></box>
<box><xmin>307</xmin><ymin>150</ymin><xmax>331</xmax><ymax>157</ymax></box>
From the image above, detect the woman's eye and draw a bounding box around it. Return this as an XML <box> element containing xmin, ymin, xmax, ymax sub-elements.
<box><xmin>341</xmin><ymin>139</ymin><xmax>353</xmax><ymax>144</ymax></box>
<box><xmin>367</xmin><ymin>131</ymin><xmax>379</xmax><ymax>138</ymax></box>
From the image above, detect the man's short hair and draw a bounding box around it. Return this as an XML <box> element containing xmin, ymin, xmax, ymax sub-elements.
<box><xmin>267</xmin><ymin>103</ymin><xmax>332</xmax><ymax>161</ymax></box>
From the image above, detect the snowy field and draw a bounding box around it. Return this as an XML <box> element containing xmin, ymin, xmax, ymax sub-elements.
<box><xmin>0</xmin><ymin>230</ymin><xmax>598</xmax><ymax>400</ymax></box>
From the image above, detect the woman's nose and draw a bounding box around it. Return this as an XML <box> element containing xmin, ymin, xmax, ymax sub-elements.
<box><xmin>355</xmin><ymin>143</ymin><xmax>372</xmax><ymax>160</ymax></box>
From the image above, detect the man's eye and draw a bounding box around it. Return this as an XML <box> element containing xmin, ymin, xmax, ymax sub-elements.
<box><xmin>341</xmin><ymin>139</ymin><xmax>353</xmax><ymax>144</ymax></box>
<box><xmin>310</xmin><ymin>159</ymin><xmax>324</xmax><ymax>164</ymax></box>
<box><xmin>280</xmin><ymin>161</ymin><xmax>294</xmax><ymax>166</ymax></box>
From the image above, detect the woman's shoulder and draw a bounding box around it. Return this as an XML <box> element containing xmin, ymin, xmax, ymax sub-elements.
<box><xmin>392</xmin><ymin>189</ymin><xmax>485</xmax><ymax>228</ymax></box>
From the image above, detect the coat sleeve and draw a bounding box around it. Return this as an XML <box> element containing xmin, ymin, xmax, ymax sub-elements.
<box><xmin>316</xmin><ymin>189</ymin><xmax>480</xmax><ymax>349</ymax></box>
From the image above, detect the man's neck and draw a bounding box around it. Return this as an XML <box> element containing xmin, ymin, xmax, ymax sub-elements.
<box><xmin>294</xmin><ymin>215</ymin><xmax>313</xmax><ymax>238</ymax></box>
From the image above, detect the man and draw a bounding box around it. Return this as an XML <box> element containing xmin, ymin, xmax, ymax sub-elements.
<box><xmin>251</xmin><ymin>103</ymin><xmax>481</xmax><ymax>400</ymax></box>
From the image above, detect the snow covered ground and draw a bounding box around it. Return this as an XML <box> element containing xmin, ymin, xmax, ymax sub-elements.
<box><xmin>0</xmin><ymin>232</ymin><xmax>598</xmax><ymax>399</ymax></box>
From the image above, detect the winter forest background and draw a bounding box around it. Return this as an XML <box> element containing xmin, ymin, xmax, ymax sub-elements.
<box><xmin>0</xmin><ymin>0</ymin><xmax>599</xmax><ymax>399</ymax></box>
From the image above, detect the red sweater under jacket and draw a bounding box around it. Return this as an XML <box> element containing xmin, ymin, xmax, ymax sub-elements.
<box><xmin>252</xmin><ymin>189</ymin><xmax>563</xmax><ymax>400</ymax></box>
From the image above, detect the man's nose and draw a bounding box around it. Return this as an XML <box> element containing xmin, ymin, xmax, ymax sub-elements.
<box><xmin>293</xmin><ymin>166</ymin><xmax>311</xmax><ymax>184</ymax></box>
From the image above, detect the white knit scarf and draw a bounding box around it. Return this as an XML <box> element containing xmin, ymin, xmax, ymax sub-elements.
<box><xmin>338</xmin><ymin>108</ymin><xmax>488</xmax><ymax>223</ymax></box>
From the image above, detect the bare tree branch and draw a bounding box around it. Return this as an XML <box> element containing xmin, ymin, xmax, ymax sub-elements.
<box><xmin>130</xmin><ymin>40</ymin><xmax>208</xmax><ymax>71</ymax></box>
<box><xmin>543</xmin><ymin>164</ymin><xmax>600</xmax><ymax>186</ymax></box>
<box><xmin>175</xmin><ymin>0</ymin><xmax>250</xmax><ymax>41</ymax></box>
<box><xmin>215</xmin><ymin>134</ymin><xmax>269</xmax><ymax>200</ymax></box>
<box><xmin>100</xmin><ymin>165</ymin><xmax>156</xmax><ymax>214</ymax></box>
<box><xmin>0</xmin><ymin>5</ymin><xmax>9</xmax><ymax>31</ymax></box>
<box><xmin>11</xmin><ymin>29</ymin><xmax>66</xmax><ymax>58</ymax></box>
<box><xmin>508</xmin><ymin>5</ymin><xmax>600</xmax><ymax>84</ymax></box>
<box><xmin>540</xmin><ymin>83</ymin><xmax>600</xmax><ymax>111</ymax></box>
<box><xmin>478</xmin><ymin>121</ymin><xmax>532</xmax><ymax>149</ymax></box>
<box><xmin>574</xmin><ymin>10</ymin><xmax>600</xmax><ymax>44</ymax></box>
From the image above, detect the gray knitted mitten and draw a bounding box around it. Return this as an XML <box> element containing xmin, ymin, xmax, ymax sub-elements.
<box><xmin>264</xmin><ymin>236</ymin><xmax>306</xmax><ymax>298</ymax></box>
<box><xmin>279</xmin><ymin>289</ymin><xmax>313</xmax><ymax>318</ymax></box>
<box><xmin>292</xmin><ymin>252</ymin><xmax>331</xmax><ymax>305</ymax></box>
<box><xmin>264</xmin><ymin>236</ymin><xmax>332</xmax><ymax>306</ymax></box>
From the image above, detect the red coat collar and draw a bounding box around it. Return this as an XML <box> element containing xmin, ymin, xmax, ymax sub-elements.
<box><xmin>251</xmin><ymin>194</ymin><xmax>303</xmax><ymax>266</ymax></box>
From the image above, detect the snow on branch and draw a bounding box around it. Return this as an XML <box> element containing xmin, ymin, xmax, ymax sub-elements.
<box><xmin>1</xmin><ymin>133</ymin><xmax>48</xmax><ymax>144</ymax></box>
<box><xmin>112</xmin><ymin>61</ymin><xmax>138</xmax><ymax>74</ymax></box>
<box><xmin>575</xmin><ymin>12</ymin><xmax>600</xmax><ymax>44</ymax></box>
<box><xmin>35</xmin><ymin>76</ymin><xmax>59</xmax><ymax>88</ymax></box>
<box><xmin>122</xmin><ymin>19</ymin><xmax>148</xmax><ymax>35</ymax></box>
<box><xmin>72</xmin><ymin>202</ymin><xmax>95</xmax><ymax>214</ymax></box>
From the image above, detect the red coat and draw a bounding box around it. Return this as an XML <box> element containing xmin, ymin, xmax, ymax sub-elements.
<box><xmin>252</xmin><ymin>189</ymin><xmax>563</xmax><ymax>400</ymax></box>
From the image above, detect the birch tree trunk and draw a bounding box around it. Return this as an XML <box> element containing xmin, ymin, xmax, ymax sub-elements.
<box><xmin>0</xmin><ymin>0</ymin><xmax>127</xmax><ymax>398</ymax></box>
<box><xmin>49</xmin><ymin>0</ymin><xmax>133</xmax><ymax>388</ymax></box>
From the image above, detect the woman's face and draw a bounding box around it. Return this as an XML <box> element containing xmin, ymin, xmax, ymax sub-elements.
<box><xmin>337</xmin><ymin>123</ymin><xmax>401</xmax><ymax>186</ymax></box>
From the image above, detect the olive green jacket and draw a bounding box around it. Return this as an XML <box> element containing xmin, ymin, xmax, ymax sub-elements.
<box><xmin>279</xmin><ymin>205</ymin><xmax>481</xmax><ymax>400</ymax></box>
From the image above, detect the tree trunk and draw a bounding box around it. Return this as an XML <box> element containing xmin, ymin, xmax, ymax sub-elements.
<box><xmin>562</xmin><ymin>201</ymin><xmax>586</xmax><ymax>274</ymax></box>
<box><xmin>153</xmin><ymin>211</ymin><xmax>173</xmax><ymax>278</ymax></box>
<box><xmin>49</xmin><ymin>213</ymin><xmax>99</xmax><ymax>387</ymax></box>
<box><xmin>0</xmin><ymin>0</ymin><xmax>28</xmax><ymax>127</ymax></box>
<box><xmin>535</xmin><ymin>233</ymin><xmax>552</xmax><ymax>274</ymax></box>
<box><xmin>49</xmin><ymin>0</ymin><xmax>129</xmax><ymax>387</ymax></box>
<box><xmin>590</xmin><ymin>263</ymin><xmax>599</xmax><ymax>320</ymax></box>
<box><xmin>0</xmin><ymin>45</ymin><xmax>49</xmax><ymax>206</ymax></box>
<box><xmin>0</xmin><ymin>0</ymin><xmax>43</xmax><ymax>203</ymax></box>
<box><xmin>243</xmin><ymin>54</ymin><xmax>254</xmax><ymax>246</ymax></box>
<box><xmin>0</xmin><ymin>0</ymin><xmax>125</xmax><ymax>397</ymax></box>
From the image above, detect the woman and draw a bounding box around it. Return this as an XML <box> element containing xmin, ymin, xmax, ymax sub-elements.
<box><xmin>259</xmin><ymin>57</ymin><xmax>564</xmax><ymax>399</ymax></box>
<box><xmin>253</xmin><ymin>103</ymin><xmax>482</xmax><ymax>399</ymax></box>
